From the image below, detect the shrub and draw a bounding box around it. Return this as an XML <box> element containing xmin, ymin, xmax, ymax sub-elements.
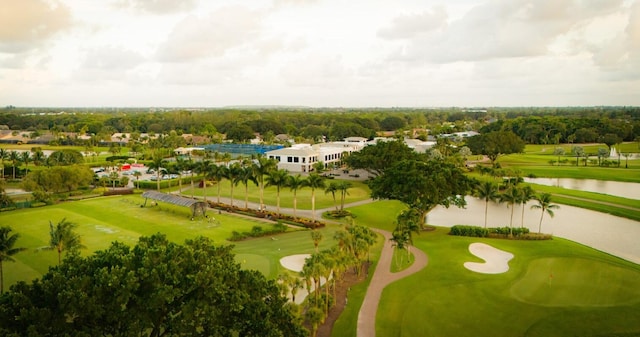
<box><xmin>449</xmin><ymin>225</ymin><xmax>488</xmax><ymax>237</ymax></box>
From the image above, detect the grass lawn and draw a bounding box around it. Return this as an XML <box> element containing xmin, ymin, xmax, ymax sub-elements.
<box><xmin>326</xmin><ymin>201</ymin><xmax>640</xmax><ymax>337</ymax></box>
<box><xmin>1</xmin><ymin>195</ymin><xmax>304</xmax><ymax>289</ymax></box>
<box><xmin>181</xmin><ymin>178</ymin><xmax>372</xmax><ymax>210</ymax></box>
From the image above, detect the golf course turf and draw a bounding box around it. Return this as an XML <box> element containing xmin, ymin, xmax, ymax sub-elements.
<box><xmin>2</xmin><ymin>194</ymin><xmax>640</xmax><ymax>336</ymax></box>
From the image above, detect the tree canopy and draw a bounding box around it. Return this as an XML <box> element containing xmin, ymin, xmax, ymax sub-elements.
<box><xmin>0</xmin><ymin>234</ymin><xmax>306</xmax><ymax>337</ymax></box>
<box><xmin>465</xmin><ymin>131</ymin><xmax>525</xmax><ymax>165</ymax></box>
<box><xmin>344</xmin><ymin>140</ymin><xmax>420</xmax><ymax>177</ymax></box>
<box><xmin>368</xmin><ymin>159</ymin><xmax>474</xmax><ymax>227</ymax></box>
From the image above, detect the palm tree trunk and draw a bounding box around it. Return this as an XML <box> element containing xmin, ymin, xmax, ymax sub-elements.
<box><xmin>0</xmin><ymin>261</ymin><xmax>4</xmax><ymax>294</ymax></box>
<box><xmin>244</xmin><ymin>185</ymin><xmax>249</xmax><ymax>209</ymax></box>
<box><xmin>538</xmin><ymin>211</ymin><xmax>545</xmax><ymax>234</ymax></box>
<box><xmin>311</xmin><ymin>189</ymin><xmax>316</xmax><ymax>221</ymax></box>
<box><xmin>484</xmin><ymin>200</ymin><xmax>489</xmax><ymax>229</ymax></box>
<box><xmin>293</xmin><ymin>191</ymin><xmax>298</xmax><ymax>217</ymax></box>
<box><xmin>276</xmin><ymin>188</ymin><xmax>281</xmax><ymax>214</ymax></box>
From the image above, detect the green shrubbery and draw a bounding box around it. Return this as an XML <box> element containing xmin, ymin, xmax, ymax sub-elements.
<box><xmin>228</xmin><ymin>222</ymin><xmax>288</xmax><ymax>241</ymax></box>
<box><xmin>450</xmin><ymin>225</ymin><xmax>552</xmax><ymax>240</ymax></box>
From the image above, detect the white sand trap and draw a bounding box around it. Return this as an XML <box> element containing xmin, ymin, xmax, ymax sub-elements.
<box><xmin>464</xmin><ymin>243</ymin><xmax>514</xmax><ymax>274</ymax></box>
<box><xmin>280</xmin><ymin>254</ymin><xmax>311</xmax><ymax>272</ymax></box>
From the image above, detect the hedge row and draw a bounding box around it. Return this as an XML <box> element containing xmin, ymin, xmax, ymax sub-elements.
<box><xmin>450</xmin><ymin>225</ymin><xmax>552</xmax><ymax>240</ymax></box>
<box><xmin>228</xmin><ymin>223</ymin><xmax>288</xmax><ymax>241</ymax></box>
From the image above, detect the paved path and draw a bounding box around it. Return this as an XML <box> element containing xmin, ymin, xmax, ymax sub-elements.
<box><xmin>357</xmin><ymin>229</ymin><xmax>428</xmax><ymax>337</ymax></box>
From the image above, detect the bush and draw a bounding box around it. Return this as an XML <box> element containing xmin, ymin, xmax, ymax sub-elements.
<box><xmin>449</xmin><ymin>225</ymin><xmax>488</xmax><ymax>237</ymax></box>
<box><xmin>227</xmin><ymin>223</ymin><xmax>288</xmax><ymax>241</ymax></box>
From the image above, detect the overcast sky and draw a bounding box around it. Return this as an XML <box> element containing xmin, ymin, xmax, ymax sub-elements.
<box><xmin>1</xmin><ymin>0</ymin><xmax>638</xmax><ymax>107</ymax></box>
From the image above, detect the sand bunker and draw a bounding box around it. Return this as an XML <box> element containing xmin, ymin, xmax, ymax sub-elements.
<box><xmin>464</xmin><ymin>243</ymin><xmax>514</xmax><ymax>274</ymax></box>
<box><xmin>280</xmin><ymin>254</ymin><xmax>311</xmax><ymax>272</ymax></box>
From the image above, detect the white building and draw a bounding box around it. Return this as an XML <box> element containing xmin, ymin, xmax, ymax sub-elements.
<box><xmin>265</xmin><ymin>140</ymin><xmax>365</xmax><ymax>173</ymax></box>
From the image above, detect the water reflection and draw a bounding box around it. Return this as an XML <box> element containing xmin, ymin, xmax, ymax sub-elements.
<box><xmin>427</xmin><ymin>197</ymin><xmax>640</xmax><ymax>265</ymax></box>
<box><xmin>523</xmin><ymin>177</ymin><xmax>640</xmax><ymax>200</ymax></box>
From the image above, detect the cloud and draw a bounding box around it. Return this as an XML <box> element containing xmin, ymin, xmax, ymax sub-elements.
<box><xmin>156</xmin><ymin>6</ymin><xmax>264</xmax><ymax>62</ymax></box>
<box><xmin>384</xmin><ymin>0</ymin><xmax>625</xmax><ymax>63</ymax></box>
<box><xmin>114</xmin><ymin>0</ymin><xmax>197</xmax><ymax>14</ymax></box>
<box><xmin>81</xmin><ymin>46</ymin><xmax>146</xmax><ymax>70</ymax></box>
<box><xmin>0</xmin><ymin>0</ymin><xmax>72</xmax><ymax>53</ymax></box>
<box><xmin>377</xmin><ymin>6</ymin><xmax>448</xmax><ymax>39</ymax></box>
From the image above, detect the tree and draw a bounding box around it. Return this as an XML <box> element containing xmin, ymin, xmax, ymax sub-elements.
<box><xmin>601</xmin><ymin>133</ymin><xmax>622</xmax><ymax>151</ymax></box>
<box><xmin>0</xmin><ymin>227</ymin><xmax>26</xmax><ymax>294</ymax></box>
<box><xmin>0</xmin><ymin>148</ymin><xmax>6</xmax><ymax>179</ymax></box>
<box><xmin>132</xmin><ymin>170</ymin><xmax>142</xmax><ymax>189</ymax></box>
<box><xmin>288</xmin><ymin>174</ymin><xmax>305</xmax><ymax>217</ymax></box>
<box><xmin>305</xmin><ymin>306</ymin><xmax>325</xmax><ymax>337</ymax></box>
<box><xmin>473</xmin><ymin>180</ymin><xmax>499</xmax><ymax>228</ymax></box>
<box><xmin>311</xmin><ymin>230</ymin><xmax>323</xmax><ymax>253</ymax></box>
<box><xmin>265</xmin><ymin>168</ymin><xmax>289</xmax><ymax>214</ymax></box>
<box><xmin>465</xmin><ymin>131</ymin><xmax>525</xmax><ymax>166</ymax></box>
<box><xmin>499</xmin><ymin>186</ymin><xmax>520</xmax><ymax>236</ymax></box>
<box><xmin>369</xmin><ymin>159</ymin><xmax>473</xmax><ymax>228</ymax></box>
<box><xmin>302</xmin><ymin>173</ymin><xmax>325</xmax><ymax>221</ymax></box>
<box><xmin>572</xmin><ymin>145</ymin><xmax>585</xmax><ymax>166</ymax></box>
<box><xmin>391</xmin><ymin>209</ymin><xmax>421</xmax><ymax>266</ymax></box>
<box><xmin>337</xmin><ymin>181</ymin><xmax>352</xmax><ymax>211</ymax></box>
<box><xmin>19</xmin><ymin>151</ymin><xmax>30</xmax><ymax>176</ymax></box>
<box><xmin>252</xmin><ymin>156</ymin><xmax>277</xmax><ymax>210</ymax></box>
<box><xmin>344</xmin><ymin>140</ymin><xmax>419</xmax><ymax>177</ymax></box>
<box><xmin>226</xmin><ymin>163</ymin><xmax>243</xmax><ymax>208</ymax></box>
<box><xmin>9</xmin><ymin>151</ymin><xmax>19</xmax><ymax>179</ymax></box>
<box><xmin>147</xmin><ymin>156</ymin><xmax>167</xmax><ymax>191</ymax></box>
<box><xmin>0</xmin><ymin>234</ymin><xmax>306</xmax><ymax>337</ymax></box>
<box><xmin>46</xmin><ymin>218</ymin><xmax>85</xmax><ymax>265</ymax></box>
<box><xmin>518</xmin><ymin>185</ymin><xmax>536</xmax><ymax>229</ymax></box>
<box><xmin>531</xmin><ymin>193</ymin><xmax>560</xmax><ymax>234</ymax></box>
<box><xmin>325</xmin><ymin>182</ymin><xmax>339</xmax><ymax>211</ymax></box>
<box><xmin>237</xmin><ymin>165</ymin><xmax>257</xmax><ymax>209</ymax></box>
<box><xmin>208</xmin><ymin>164</ymin><xmax>227</xmax><ymax>204</ymax></box>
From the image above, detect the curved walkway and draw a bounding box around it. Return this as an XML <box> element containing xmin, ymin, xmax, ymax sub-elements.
<box><xmin>357</xmin><ymin>229</ymin><xmax>428</xmax><ymax>337</ymax></box>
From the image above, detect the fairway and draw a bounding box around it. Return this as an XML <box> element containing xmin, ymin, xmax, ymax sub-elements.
<box><xmin>2</xmin><ymin>195</ymin><xmax>307</xmax><ymax>289</ymax></box>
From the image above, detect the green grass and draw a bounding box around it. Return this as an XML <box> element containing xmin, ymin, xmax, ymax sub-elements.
<box><xmin>371</xmin><ymin>228</ymin><xmax>640</xmax><ymax>337</ymax></box>
<box><xmin>182</xmin><ymin>178</ymin><xmax>372</xmax><ymax>210</ymax></box>
<box><xmin>1</xmin><ymin>195</ymin><xmax>295</xmax><ymax>289</ymax></box>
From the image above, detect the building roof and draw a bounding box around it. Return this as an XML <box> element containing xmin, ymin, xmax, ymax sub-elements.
<box><xmin>141</xmin><ymin>191</ymin><xmax>206</xmax><ymax>208</ymax></box>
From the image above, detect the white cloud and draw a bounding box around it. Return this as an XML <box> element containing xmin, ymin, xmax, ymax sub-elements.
<box><xmin>0</xmin><ymin>0</ymin><xmax>72</xmax><ymax>53</ymax></box>
<box><xmin>113</xmin><ymin>0</ymin><xmax>197</xmax><ymax>14</ymax></box>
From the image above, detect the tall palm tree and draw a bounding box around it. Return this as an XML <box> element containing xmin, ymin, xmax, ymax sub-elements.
<box><xmin>474</xmin><ymin>181</ymin><xmax>499</xmax><ymax>228</ymax></box>
<box><xmin>337</xmin><ymin>181</ymin><xmax>352</xmax><ymax>211</ymax></box>
<box><xmin>173</xmin><ymin>157</ymin><xmax>187</xmax><ymax>193</ymax></box>
<box><xmin>19</xmin><ymin>151</ymin><xmax>31</xmax><ymax>176</ymax></box>
<box><xmin>147</xmin><ymin>156</ymin><xmax>167</xmax><ymax>191</ymax></box>
<box><xmin>303</xmin><ymin>173</ymin><xmax>325</xmax><ymax>221</ymax></box>
<box><xmin>9</xmin><ymin>151</ymin><xmax>19</xmax><ymax>180</ymax></box>
<box><xmin>518</xmin><ymin>185</ymin><xmax>536</xmax><ymax>229</ymax></box>
<box><xmin>265</xmin><ymin>168</ymin><xmax>290</xmax><ymax>214</ymax></box>
<box><xmin>0</xmin><ymin>148</ymin><xmax>7</xmax><ymax>179</ymax></box>
<box><xmin>132</xmin><ymin>170</ymin><xmax>142</xmax><ymax>189</ymax></box>
<box><xmin>311</xmin><ymin>230</ymin><xmax>323</xmax><ymax>253</ymax></box>
<box><xmin>194</xmin><ymin>160</ymin><xmax>212</xmax><ymax>202</ymax></box>
<box><xmin>0</xmin><ymin>226</ymin><xmax>27</xmax><ymax>294</ymax></box>
<box><xmin>252</xmin><ymin>156</ymin><xmax>277</xmax><ymax>210</ymax></box>
<box><xmin>226</xmin><ymin>163</ymin><xmax>243</xmax><ymax>208</ymax></box>
<box><xmin>324</xmin><ymin>182</ymin><xmax>339</xmax><ymax>211</ymax></box>
<box><xmin>237</xmin><ymin>165</ymin><xmax>257</xmax><ymax>209</ymax></box>
<box><xmin>531</xmin><ymin>193</ymin><xmax>560</xmax><ymax>234</ymax></box>
<box><xmin>499</xmin><ymin>186</ymin><xmax>520</xmax><ymax>237</ymax></box>
<box><xmin>47</xmin><ymin>218</ymin><xmax>85</xmax><ymax>265</ymax></box>
<box><xmin>287</xmin><ymin>174</ymin><xmax>305</xmax><ymax>217</ymax></box>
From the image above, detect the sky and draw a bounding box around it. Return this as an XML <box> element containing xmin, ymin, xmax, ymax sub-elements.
<box><xmin>1</xmin><ymin>0</ymin><xmax>639</xmax><ymax>108</ymax></box>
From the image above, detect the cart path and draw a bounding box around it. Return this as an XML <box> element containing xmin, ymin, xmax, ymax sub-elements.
<box><xmin>357</xmin><ymin>229</ymin><xmax>428</xmax><ymax>337</ymax></box>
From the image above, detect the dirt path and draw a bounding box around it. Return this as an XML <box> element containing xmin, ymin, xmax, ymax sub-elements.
<box><xmin>357</xmin><ymin>229</ymin><xmax>428</xmax><ymax>337</ymax></box>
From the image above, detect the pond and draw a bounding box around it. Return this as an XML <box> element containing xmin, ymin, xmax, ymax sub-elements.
<box><xmin>523</xmin><ymin>177</ymin><xmax>640</xmax><ymax>200</ymax></box>
<box><xmin>427</xmin><ymin>197</ymin><xmax>640</xmax><ymax>265</ymax></box>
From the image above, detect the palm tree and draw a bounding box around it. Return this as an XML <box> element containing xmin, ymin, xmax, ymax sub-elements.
<box><xmin>147</xmin><ymin>156</ymin><xmax>167</xmax><ymax>191</ymax></box>
<box><xmin>132</xmin><ymin>170</ymin><xmax>142</xmax><ymax>189</ymax></box>
<box><xmin>303</xmin><ymin>173</ymin><xmax>325</xmax><ymax>221</ymax></box>
<box><xmin>19</xmin><ymin>151</ymin><xmax>31</xmax><ymax>176</ymax></box>
<box><xmin>211</xmin><ymin>164</ymin><xmax>227</xmax><ymax>204</ymax></box>
<box><xmin>194</xmin><ymin>160</ymin><xmax>212</xmax><ymax>202</ymax></box>
<box><xmin>9</xmin><ymin>151</ymin><xmax>19</xmax><ymax>179</ymax></box>
<box><xmin>265</xmin><ymin>168</ymin><xmax>289</xmax><ymax>214</ymax></box>
<box><xmin>287</xmin><ymin>174</ymin><xmax>305</xmax><ymax>217</ymax></box>
<box><xmin>311</xmin><ymin>230</ymin><xmax>323</xmax><ymax>252</ymax></box>
<box><xmin>499</xmin><ymin>186</ymin><xmax>520</xmax><ymax>237</ymax></box>
<box><xmin>324</xmin><ymin>182</ymin><xmax>339</xmax><ymax>211</ymax></box>
<box><xmin>474</xmin><ymin>181</ymin><xmax>499</xmax><ymax>228</ymax></box>
<box><xmin>173</xmin><ymin>157</ymin><xmax>188</xmax><ymax>193</ymax></box>
<box><xmin>237</xmin><ymin>165</ymin><xmax>257</xmax><ymax>209</ymax></box>
<box><xmin>252</xmin><ymin>156</ymin><xmax>277</xmax><ymax>210</ymax></box>
<box><xmin>226</xmin><ymin>163</ymin><xmax>243</xmax><ymax>208</ymax></box>
<box><xmin>337</xmin><ymin>181</ymin><xmax>352</xmax><ymax>211</ymax></box>
<box><xmin>0</xmin><ymin>148</ymin><xmax>7</xmax><ymax>179</ymax></box>
<box><xmin>0</xmin><ymin>226</ymin><xmax>27</xmax><ymax>293</ymax></box>
<box><xmin>518</xmin><ymin>185</ymin><xmax>536</xmax><ymax>229</ymax></box>
<box><xmin>47</xmin><ymin>218</ymin><xmax>85</xmax><ymax>265</ymax></box>
<box><xmin>531</xmin><ymin>193</ymin><xmax>560</xmax><ymax>234</ymax></box>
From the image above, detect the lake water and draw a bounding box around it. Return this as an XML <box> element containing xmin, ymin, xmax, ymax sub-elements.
<box><xmin>523</xmin><ymin>177</ymin><xmax>640</xmax><ymax>200</ymax></box>
<box><xmin>427</xmin><ymin>197</ymin><xmax>640</xmax><ymax>265</ymax></box>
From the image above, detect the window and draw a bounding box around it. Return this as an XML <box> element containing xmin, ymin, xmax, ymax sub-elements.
<box><xmin>287</xmin><ymin>157</ymin><xmax>292</xmax><ymax>163</ymax></box>
<box><xmin>294</xmin><ymin>157</ymin><xmax>299</xmax><ymax>163</ymax></box>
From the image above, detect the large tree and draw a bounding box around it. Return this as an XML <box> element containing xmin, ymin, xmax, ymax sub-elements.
<box><xmin>368</xmin><ymin>159</ymin><xmax>473</xmax><ymax>228</ymax></box>
<box><xmin>0</xmin><ymin>234</ymin><xmax>306</xmax><ymax>337</ymax></box>
<box><xmin>0</xmin><ymin>227</ymin><xmax>26</xmax><ymax>294</ymax></box>
<box><xmin>465</xmin><ymin>131</ymin><xmax>525</xmax><ymax>166</ymax></box>
<box><xmin>344</xmin><ymin>140</ymin><xmax>419</xmax><ymax>177</ymax></box>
